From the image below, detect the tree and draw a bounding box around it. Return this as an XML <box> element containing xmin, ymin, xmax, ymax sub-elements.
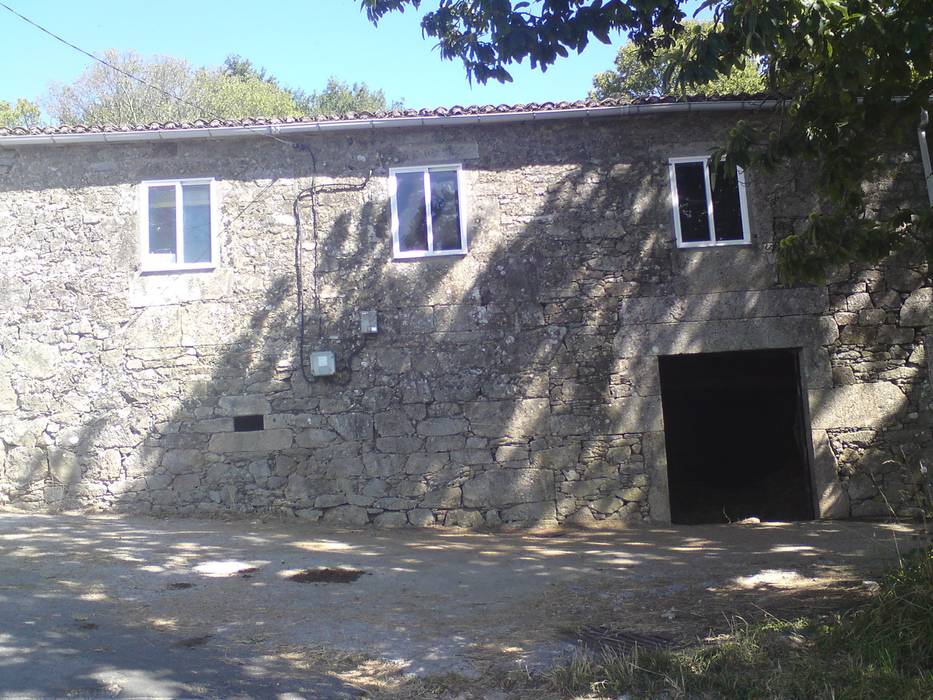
<box><xmin>44</xmin><ymin>51</ymin><xmax>399</xmax><ymax>126</ymax></box>
<box><xmin>44</xmin><ymin>50</ymin><xmax>304</xmax><ymax>124</ymax></box>
<box><xmin>362</xmin><ymin>1</ymin><xmax>933</xmax><ymax>280</ymax></box>
<box><xmin>192</xmin><ymin>69</ymin><xmax>303</xmax><ymax>120</ymax></box>
<box><xmin>223</xmin><ymin>54</ymin><xmax>399</xmax><ymax>114</ymax></box>
<box><xmin>46</xmin><ymin>51</ymin><xmax>200</xmax><ymax>124</ymax></box>
<box><xmin>221</xmin><ymin>54</ymin><xmax>279</xmax><ymax>85</ymax></box>
<box><xmin>0</xmin><ymin>98</ymin><xmax>40</xmax><ymax>128</ymax></box>
<box><xmin>294</xmin><ymin>77</ymin><xmax>401</xmax><ymax>115</ymax></box>
<box><xmin>591</xmin><ymin>21</ymin><xmax>764</xmax><ymax>99</ymax></box>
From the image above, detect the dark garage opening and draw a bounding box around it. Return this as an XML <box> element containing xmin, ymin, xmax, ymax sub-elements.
<box><xmin>659</xmin><ymin>349</ymin><xmax>814</xmax><ymax>524</ymax></box>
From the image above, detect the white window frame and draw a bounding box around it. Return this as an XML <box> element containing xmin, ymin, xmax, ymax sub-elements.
<box><xmin>389</xmin><ymin>164</ymin><xmax>468</xmax><ymax>259</ymax></box>
<box><xmin>919</xmin><ymin>110</ymin><xmax>933</xmax><ymax>206</ymax></box>
<box><xmin>668</xmin><ymin>156</ymin><xmax>751</xmax><ymax>248</ymax></box>
<box><xmin>138</xmin><ymin>177</ymin><xmax>219</xmax><ymax>272</ymax></box>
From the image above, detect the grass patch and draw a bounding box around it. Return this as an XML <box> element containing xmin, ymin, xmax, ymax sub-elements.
<box><xmin>548</xmin><ymin>547</ymin><xmax>933</xmax><ymax>699</ymax></box>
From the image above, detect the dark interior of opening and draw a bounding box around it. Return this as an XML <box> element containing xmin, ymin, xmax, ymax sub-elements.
<box><xmin>659</xmin><ymin>349</ymin><xmax>814</xmax><ymax>524</ymax></box>
<box><xmin>233</xmin><ymin>414</ymin><xmax>264</xmax><ymax>432</ymax></box>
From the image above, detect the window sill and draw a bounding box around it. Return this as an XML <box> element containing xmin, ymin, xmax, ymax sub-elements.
<box><xmin>140</xmin><ymin>263</ymin><xmax>217</xmax><ymax>275</ymax></box>
<box><xmin>392</xmin><ymin>249</ymin><xmax>467</xmax><ymax>261</ymax></box>
<box><xmin>676</xmin><ymin>239</ymin><xmax>752</xmax><ymax>250</ymax></box>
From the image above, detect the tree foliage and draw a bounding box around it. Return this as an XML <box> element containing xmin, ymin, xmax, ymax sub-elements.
<box><xmin>221</xmin><ymin>54</ymin><xmax>279</xmax><ymax>85</ymax></box>
<box><xmin>195</xmin><ymin>70</ymin><xmax>303</xmax><ymax>120</ymax></box>
<box><xmin>295</xmin><ymin>77</ymin><xmax>400</xmax><ymax>115</ymax></box>
<box><xmin>0</xmin><ymin>98</ymin><xmax>40</xmax><ymax>128</ymax></box>
<box><xmin>362</xmin><ymin>1</ymin><xmax>933</xmax><ymax>280</ymax></box>
<box><xmin>45</xmin><ymin>51</ymin><xmax>196</xmax><ymax>124</ymax></box>
<box><xmin>44</xmin><ymin>50</ymin><xmax>398</xmax><ymax>125</ymax></box>
<box><xmin>362</xmin><ymin>0</ymin><xmax>686</xmax><ymax>84</ymax></box>
<box><xmin>44</xmin><ymin>50</ymin><xmax>303</xmax><ymax>124</ymax></box>
<box><xmin>591</xmin><ymin>21</ymin><xmax>764</xmax><ymax>98</ymax></box>
<box><xmin>221</xmin><ymin>55</ymin><xmax>398</xmax><ymax>113</ymax></box>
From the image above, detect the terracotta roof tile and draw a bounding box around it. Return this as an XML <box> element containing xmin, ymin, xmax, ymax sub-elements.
<box><xmin>0</xmin><ymin>94</ymin><xmax>778</xmax><ymax>137</ymax></box>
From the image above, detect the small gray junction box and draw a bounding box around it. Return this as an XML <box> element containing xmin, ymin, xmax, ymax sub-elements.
<box><xmin>310</xmin><ymin>351</ymin><xmax>336</xmax><ymax>376</ymax></box>
<box><xmin>361</xmin><ymin>310</ymin><xmax>378</xmax><ymax>334</ymax></box>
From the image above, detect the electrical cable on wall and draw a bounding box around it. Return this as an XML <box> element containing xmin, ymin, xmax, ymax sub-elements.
<box><xmin>292</xmin><ymin>144</ymin><xmax>373</xmax><ymax>383</ymax></box>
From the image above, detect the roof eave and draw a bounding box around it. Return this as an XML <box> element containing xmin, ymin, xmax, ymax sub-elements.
<box><xmin>0</xmin><ymin>99</ymin><xmax>782</xmax><ymax>148</ymax></box>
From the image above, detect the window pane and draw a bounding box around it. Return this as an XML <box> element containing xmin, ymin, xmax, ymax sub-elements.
<box><xmin>182</xmin><ymin>183</ymin><xmax>212</xmax><ymax>263</ymax></box>
<box><xmin>674</xmin><ymin>162</ymin><xmax>710</xmax><ymax>243</ymax></box>
<box><xmin>395</xmin><ymin>172</ymin><xmax>428</xmax><ymax>252</ymax></box>
<box><xmin>711</xmin><ymin>164</ymin><xmax>745</xmax><ymax>241</ymax></box>
<box><xmin>430</xmin><ymin>170</ymin><xmax>462</xmax><ymax>251</ymax></box>
<box><xmin>148</xmin><ymin>185</ymin><xmax>177</xmax><ymax>258</ymax></box>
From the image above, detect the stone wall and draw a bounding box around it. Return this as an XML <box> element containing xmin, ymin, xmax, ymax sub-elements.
<box><xmin>0</xmin><ymin>112</ymin><xmax>930</xmax><ymax>526</ymax></box>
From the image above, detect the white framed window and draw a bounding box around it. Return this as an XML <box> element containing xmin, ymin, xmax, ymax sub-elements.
<box><xmin>389</xmin><ymin>164</ymin><xmax>467</xmax><ymax>259</ymax></box>
<box><xmin>668</xmin><ymin>157</ymin><xmax>751</xmax><ymax>248</ymax></box>
<box><xmin>919</xmin><ymin>110</ymin><xmax>933</xmax><ymax>205</ymax></box>
<box><xmin>139</xmin><ymin>178</ymin><xmax>218</xmax><ymax>272</ymax></box>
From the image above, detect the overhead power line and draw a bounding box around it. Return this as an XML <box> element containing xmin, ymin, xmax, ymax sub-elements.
<box><xmin>0</xmin><ymin>0</ymin><xmax>296</xmax><ymax>147</ymax></box>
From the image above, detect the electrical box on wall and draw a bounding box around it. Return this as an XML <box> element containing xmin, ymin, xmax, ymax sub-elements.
<box><xmin>310</xmin><ymin>351</ymin><xmax>336</xmax><ymax>376</ymax></box>
<box><xmin>360</xmin><ymin>310</ymin><xmax>378</xmax><ymax>335</ymax></box>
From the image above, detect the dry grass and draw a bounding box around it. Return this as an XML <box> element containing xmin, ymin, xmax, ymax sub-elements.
<box><xmin>546</xmin><ymin>547</ymin><xmax>933</xmax><ymax>699</ymax></box>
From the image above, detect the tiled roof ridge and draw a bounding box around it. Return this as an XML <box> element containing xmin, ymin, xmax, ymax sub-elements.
<box><xmin>0</xmin><ymin>94</ymin><xmax>778</xmax><ymax>137</ymax></box>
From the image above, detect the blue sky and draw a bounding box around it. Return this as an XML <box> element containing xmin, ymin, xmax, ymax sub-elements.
<box><xmin>0</xmin><ymin>0</ymin><xmax>647</xmax><ymax>114</ymax></box>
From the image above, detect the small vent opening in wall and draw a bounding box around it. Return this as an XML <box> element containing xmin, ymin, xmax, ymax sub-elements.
<box><xmin>233</xmin><ymin>415</ymin><xmax>265</xmax><ymax>432</ymax></box>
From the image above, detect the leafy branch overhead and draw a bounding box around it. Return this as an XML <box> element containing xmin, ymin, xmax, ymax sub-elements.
<box><xmin>363</xmin><ymin>1</ymin><xmax>933</xmax><ymax>281</ymax></box>
<box><xmin>591</xmin><ymin>21</ymin><xmax>764</xmax><ymax>99</ymax></box>
<box><xmin>362</xmin><ymin>0</ymin><xmax>687</xmax><ymax>84</ymax></box>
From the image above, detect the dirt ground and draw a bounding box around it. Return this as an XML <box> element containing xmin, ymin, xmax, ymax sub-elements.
<box><xmin>0</xmin><ymin>512</ymin><xmax>922</xmax><ymax>699</ymax></box>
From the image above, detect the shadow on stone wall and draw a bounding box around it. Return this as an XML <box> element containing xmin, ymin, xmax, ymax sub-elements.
<box><xmin>0</xmin><ymin>121</ymin><xmax>930</xmax><ymax>526</ymax></box>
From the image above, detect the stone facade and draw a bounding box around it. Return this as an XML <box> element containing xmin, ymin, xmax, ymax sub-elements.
<box><xmin>0</xmin><ymin>110</ymin><xmax>930</xmax><ymax>526</ymax></box>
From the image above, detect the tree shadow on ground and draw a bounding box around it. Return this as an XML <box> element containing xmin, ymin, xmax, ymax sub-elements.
<box><xmin>0</xmin><ymin>512</ymin><xmax>923</xmax><ymax>696</ymax></box>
